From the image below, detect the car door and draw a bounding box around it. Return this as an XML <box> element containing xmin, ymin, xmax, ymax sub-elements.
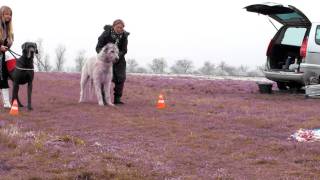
<box><xmin>245</xmin><ymin>2</ymin><xmax>311</xmax><ymax>26</ymax></box>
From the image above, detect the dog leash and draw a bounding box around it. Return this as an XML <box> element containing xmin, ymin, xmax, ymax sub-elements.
<box><xmin>8</xmin><ymin>49</ymin><xmax>34</xmax><ymax>71</ymax></box>
<box><xmin>8</xmin><ymin>49</ymin><xmax>22</xmax><ymax>58</ymax></box>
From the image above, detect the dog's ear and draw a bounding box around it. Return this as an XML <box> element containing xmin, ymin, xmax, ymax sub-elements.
<box><xmin>102</xmin><ymin>45</ymin><xmax>108</xmax><ymax>53</ymax></box>
<box><xmin>34</xmin><ymin>43</ymin><xmax>39</xmax><ymax>54</ymax></box>
<box><xmin>21</xmin><ymin>42</ymin><xmax>27</xmax><ymax>54</ymax></box>
<box><xmin>21</xmin><ymin>42</ymin><xmax>27</xmax><ymax>50</ymax></box>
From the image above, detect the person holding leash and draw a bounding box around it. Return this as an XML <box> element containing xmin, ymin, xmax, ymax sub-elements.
<box><xmin>0</xmin><ymin>6</ymin><xmax>13</xmax><ymax>108</ymax></box>
<box><xmin>96</xmin><ymin>19</ymin><xmax>130</xmax><ymax>105</ymax></box>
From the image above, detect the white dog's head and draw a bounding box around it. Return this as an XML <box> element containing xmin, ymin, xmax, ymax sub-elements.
<box><xmin>99</xmin><ymin>43</ymin><xmax>119</xmax><ymax>63</ymax></box>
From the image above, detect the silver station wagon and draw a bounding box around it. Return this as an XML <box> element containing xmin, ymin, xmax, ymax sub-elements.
<box><xmin>245</xmin><ymin>2</ymin><xmax>320</xmax><ymax>90</ymax></box>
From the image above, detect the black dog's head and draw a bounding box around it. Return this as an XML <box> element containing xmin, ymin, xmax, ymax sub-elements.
<box><xmin>22</xmin><ymin>42</ymin><xmax>38</xmax><ymax>59</ymax></box>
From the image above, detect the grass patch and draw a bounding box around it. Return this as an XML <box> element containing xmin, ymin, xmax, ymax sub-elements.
<box><xmin>0</xmin><ymin>124</ymin><xmax>20</xmax><ymax>137</ymax></box>
<box><xmin>0</xmin><ymin>125</ymin><xmax>20</xmax><ymax>149</ymax></box>
<box><xmin>28</xmin><ymin>177</ymin><xmax>42</xmax><ymax>180</ymax></box>
<box><xmin>236</xmin><ymin>116</ymin><xmax>275</xmax><ymax>129</ymax></box>
<box><xmin>72</xmin><ymin>169</ymin><xmax>147</xmax><ymax>180</ymax></box>
<box><xmin>75</xmin><ymin>171</ymin><xmax>94</xmax><ymax>180</ymax></box>
<box><xmin>232</xmin><ymin>151</ymin><xmax>258</xmax><ymax>161</ymax></box>
<box><xmin>300</xmin><ymin>117</ymin><xmax>320</xmax><ymax>129</ymax></box>
<box><xmin>0</xmin><ymin>133</ymin><xmax>18</xmax><ymax>149</ymax></box>
<box><xmin>268</xmin><ymin>143</ymin><xmax>287</xmax><ymax>154</ymax></box>
<box><xmin>33</xmin><ymin>132</ymin><xmax>51</xmax><ymax>152</ymax></box>
<box><xmin>253</xmin><ymin>159</ymin><xmax>278</xmax><ymax>166</ymax></box>
<box><xmin>56</xmin><ymin>135</ymin><xmax>86</xmax><ymax>146</ymax></box>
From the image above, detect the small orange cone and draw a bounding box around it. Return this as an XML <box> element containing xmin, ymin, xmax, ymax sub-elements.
<box><xmin>9</xmin><ymin>99</ymin><xmax>18</xmax><ymax>116</ymax></box>
<box><xmin>156</xmin><ymin>94</ymin><xmax>166</xmax><ymax>109</ymax></box>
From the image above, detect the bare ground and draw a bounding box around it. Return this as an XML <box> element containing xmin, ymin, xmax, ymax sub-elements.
<box><xmin>0</xmin><ymin>72</ymin><xmax>320</xmax><ymax>179</ymax></box>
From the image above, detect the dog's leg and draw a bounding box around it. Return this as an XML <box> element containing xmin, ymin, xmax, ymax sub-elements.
<box><xmin>27</xmin><ymin>82</ymin><xmax>33</xmax><ymax>110</ymax></box>
<box><xmin>12</xmin><ymin>83</ymin><xmax>24</xmax><ymax>107</ymax></box>
<box><xmin>101</xmin><ymin>84</ymin><xmax>107</xmax><ymax>105</ymax></box>
<box><xmin>17</xmin><ymin>95</ymin><xmax>24</xmax><ymax>108</ymax></box>
<box><xmin>94</xmin><ymin>81</ymin><xmax>104</xmax><ymax>106</ymax></box>
<box><xmin>105</xmin><ymin>73</ymin><xmax>114</xmax><ymax>106</ymax></box>
<box><xmin>79</xmin><ymin>75</ymin><xmax>89</xmax><ymax>103</ymax></box>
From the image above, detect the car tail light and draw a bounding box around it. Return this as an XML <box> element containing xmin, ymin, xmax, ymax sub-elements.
<box><xmin>300</xmin><ymin>37</ymin><xmax>308</xmax><ymax>58</ymax></box>
<box><xmin>266</xmin><ymin>39</ymin><xmax>274</xmax><ymax>56</ymax></box>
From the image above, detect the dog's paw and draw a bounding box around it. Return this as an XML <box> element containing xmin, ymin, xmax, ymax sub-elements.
<box><xmin>27</xmin><ymin>106</ymin><xmax>33</xmax><ymax>111</ymax></box>
<box><xmin>107</xmin><ymin>103</ymin><xmax>115</xmax><ymax>107</ymax></box>
<box><xmin>79</xmin><ymin>97</ymin><xmax>86</xmax><ymax>103</ymax></box>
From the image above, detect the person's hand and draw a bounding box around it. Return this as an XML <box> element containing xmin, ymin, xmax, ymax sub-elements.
<box><xmin>0</xmin><ymin>45</ymin><xmax>8</xmax><ymax>52</ymax></box>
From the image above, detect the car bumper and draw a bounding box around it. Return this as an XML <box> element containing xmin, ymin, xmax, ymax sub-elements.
<box><xmin>300</xmin><ymin>63</ymin><xmax>320</xmax><ymax>73</ymax></box>
<box><xmin>264</xmin><ymin>70</ymin><xmax>304</xmax><ymax>83</ymax></box>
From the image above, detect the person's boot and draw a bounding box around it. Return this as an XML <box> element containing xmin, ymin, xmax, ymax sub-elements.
<box><xmin>114</xmin><ymin>96</ymin><xmax>124</xmax><ymax>105</ymax></box>
<box><xmin>1</xmin><ymin>88</ymin><xmax>11</xmax><ymax>108</ymax></box>
<box><xmin>114</xmin><ymin>82</ymin><xmax>125</xmax><ymax>105</ymax></box>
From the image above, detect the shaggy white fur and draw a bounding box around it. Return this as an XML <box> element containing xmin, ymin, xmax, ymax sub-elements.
<box><xmin>79</xmin><ymin>43</ymin><xmax>119</xmax><ymax>106</ymax></box>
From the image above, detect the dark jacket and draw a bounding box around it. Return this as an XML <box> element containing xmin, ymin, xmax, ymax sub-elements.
<box><xmin>96</xmin><ymin>25</ymin><xmax>130</xmax><ymax>59</ymax></box>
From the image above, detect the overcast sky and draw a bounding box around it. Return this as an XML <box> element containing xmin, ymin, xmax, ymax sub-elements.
<box><xmin>2</xmin><ymin>0</ymin><xmax>319</xmax><ymax>70</ymax></box>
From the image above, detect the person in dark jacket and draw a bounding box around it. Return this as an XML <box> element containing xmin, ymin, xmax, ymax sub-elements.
<box><xmin>0</xmin><ymin>6</ymin><xmax>13</xmax><ymax>108</ymax></box>
<box><xmin>96</xmin><ymin>19</ymin><xmax>129</xmax><ymax>105</ymax></box>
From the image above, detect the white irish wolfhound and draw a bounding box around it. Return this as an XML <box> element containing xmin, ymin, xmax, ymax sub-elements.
<box><xmin>79</xmin><ymin>43</ymin><xmax>119</xmax><ymax>106</ymax></box>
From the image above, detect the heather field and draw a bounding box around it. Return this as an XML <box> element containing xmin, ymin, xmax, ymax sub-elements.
<box><xmin>1</xmin><ymin>72</ymin><xmax>320</xmax><ymax>179</ymax></box>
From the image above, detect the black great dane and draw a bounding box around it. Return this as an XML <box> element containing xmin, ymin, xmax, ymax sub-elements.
<box><xmin>9</xmin><ymin>42</ymin><xmax>38</xmax><ymax>110</ymax></box>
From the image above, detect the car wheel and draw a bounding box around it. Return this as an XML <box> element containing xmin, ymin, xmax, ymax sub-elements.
<box><xmin>288</xmin><ymin>82</ymin><xmax>304</xmax><ymax>93</ymax></box>
<box><xmin>289</xmin><ymin>83</ymin><xmax>303</xmax><ymax>90</ymax></box>
<box><xmin>276</xmin><ymin>82</ymin><xmax>288</xmax><ymax>90</ymax></box>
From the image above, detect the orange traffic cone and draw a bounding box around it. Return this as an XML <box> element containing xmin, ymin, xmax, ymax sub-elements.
<box><xmin>9</xmin><ymin>99</ymin><xmax>18</xmax><ymax>116</ymax></box>
<box><xmin>156</xmin><ymin>94</ymin><xmax>166</xmax><ymax>109</ymax></box>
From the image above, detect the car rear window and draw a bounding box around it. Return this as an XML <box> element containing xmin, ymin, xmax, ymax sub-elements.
<box><xmin>276</xmin><ymin>12</ymin><xmax>304</xmax><ymax>22</ymax></box>
<box><xmin>315</xmin><ymin>26</ymin><xmax>320</xmax><ymax>45</ymax></box>
<box><xmin>280</xmin><ymin>27</ymin><xmax>307</xmax><ymax>46</ymax></box>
